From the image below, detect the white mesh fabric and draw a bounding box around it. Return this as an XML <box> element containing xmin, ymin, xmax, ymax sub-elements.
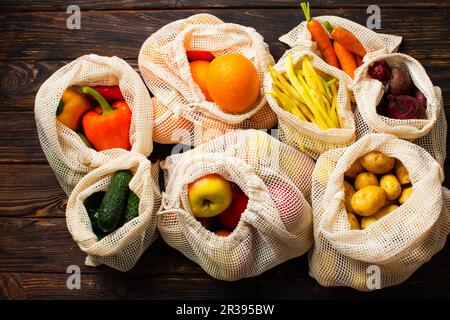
<box><xmin>35</xmin><ymin>54</ymin><xmax>154</xmax><ymax>195</ymax></box>
<box><xmin>158</xmin><ymin>129</ymin><xmax>315</xmax><ymax>280</ymax></box>
<box><xmin>353</xmin><ymin>53</ymin><xmax>446</xmax><ymax>167</ymax></box>
<box><xmin>66</xmin><ymin>153</ymin><xmax>161</xmax><ymax>272</ymax></box>
<box><xmin>263</xmin><ymin>48</ymin><xmax>356</xmax><ymax>160</ymax></box>
<box><xmin>138</xmin><ymin>14</ymin><xmax>277</xmax><ymax>146</ymax></box>
<box><xmin>309</xmin><ymin>133</ymin><xmax>450</xmax><ymax>291</ymax></box>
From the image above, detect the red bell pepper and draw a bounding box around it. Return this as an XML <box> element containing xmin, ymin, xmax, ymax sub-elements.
<box><xmin>89</xmin><ymin>86</ymin><xmax>124</xmax><ymax>101</ymax></box>
<box><xmin>81</xmin><ymin>86</ymin><xmax>131</xmax><ymax>151</ymax></box>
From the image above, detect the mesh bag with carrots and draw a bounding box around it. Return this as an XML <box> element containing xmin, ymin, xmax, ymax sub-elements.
<box><xmin>35</xmin><ymin>54</ymin><xmax>154</xmax><ymax>195</ymax></box>
<box><xmin>158</xmin><ymin>130</ymin><xmax>315</xmax><ymax>280</ymax></box>
<box><xmin>138</xmin><ymin>13</ymin><xmax>277</xmax><ymax>146</ymax></box>
<box><xmin>309</xmin><ymin>133</ymin><xmax>450</xmax><ymax>291</ymax></box>
<box><xmin>279</xmin><ymin>3</ymin><xmax>402</xmax><ymax>84</ymax></box>
<box><xmin>66</xmin><ymin>153</ymin><xmax>161</xmax><ymax>272</ymax></box>
<box><xmin>353</xmin><ymin>53</ymin><xmax>446</xmax><ymax>168</ymax></box>
<box><xmin>263</xmin><ymin>48</ymin><xmax>356</xmax><ymax>160</ymax></box>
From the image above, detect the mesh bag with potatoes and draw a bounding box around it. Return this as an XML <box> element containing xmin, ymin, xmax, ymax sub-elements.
<box><xmin>279</xmin><ymin>15</ymin><xmax>402</xmax><ymax>85</ymax></box>
<box><xmin>353</xmin><ymin>53</ymin><xmax>446</xmax><ymax>168</ymax></box>
<box><xmin>35</xmin><ymin>54</ymin><xmax>153</xmax><ymax>195</ymax></box>
<box><xmin>309</xmin><ymin>133</ymin><xmax>450</xmax><ymax>291</ymax></box>
<box><xmin>158</xmin><ymin>129</ymin><xmax>315</xmax><ymax>280</ymax></box>
<box><xmin>138</xmin><ymin>13</ymin><xmax>277</xmax><ymax>146</ymax></box>
<box><xmin>263</xmin><ymin>48</ymin><xmax>356</xmax><ymax>160</ymax></box>
<box><xmin>66</xmin><ymin>153</ymin><xmax>161</xmax><ymax>272</ymax></box>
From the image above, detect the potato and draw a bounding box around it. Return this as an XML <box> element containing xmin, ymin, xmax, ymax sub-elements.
<box><xmin>374</xmin><ymin>204</ymin><xmax>399</xmax><ymax>219</ymax></box>
<box><xmin>360</xmin><ymin>151</ymin><xmax>395</xmax><ymax>174</ymax></box>
<box><xmin>360</xmin><ymin>204</ymin><xmax>398</xmax><ymax>229</ymax></box>
<box><xmin>354</xmin><ymin>172</ymin><xmax>379</xmax><ymax>190</ymax></box>
<box><xmin>399</xmin><ymin>187</ymin><xmax>413</xmax><ymax>205</ymax></box>
<box><xmin>347</xmin><ymin>213</ymin><xmax>360</xmax><ymax>230</ymax></box>
<box><xmin>380</xmin><ymin>174</ymin><xmax>402</xmax><ymax>201</ymax></box>
<box><xmin>345</xmin><ymin>159</ymin><xmax>364</xmax><ymax>179</ymax></box>
<box><xmin>395</xmin><ymin>160</ymin><xmax>410</xmax><ymax>185</ymax></box>
<box><xmin>343</xmin><ymin>181</ymin><xmax>356</xmax><ymax>213</ymax></box>
<box><xmin>361</xmin><ymin>216</ymin><xmax>377</xmax><ymax>229</ymax></box>
<box><xmin>351</xmin><ymin>186</ymin><xmax>386</xmax><ymax>217</ymax></box>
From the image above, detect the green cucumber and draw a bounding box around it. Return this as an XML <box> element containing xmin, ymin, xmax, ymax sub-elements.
<box><xmin>124</xmin><ymin>191</ymin><xmax>140</xmax><ymax>223</ymax></box>
<box><xmin>83</xmin><ymin>191</ymin><xmax>106</xmax><ymax>239</ymax></box>
<box><xmin>96</xmin><ymin>170</ymin><xmax>132</xmax><ymax>233</ymax></box>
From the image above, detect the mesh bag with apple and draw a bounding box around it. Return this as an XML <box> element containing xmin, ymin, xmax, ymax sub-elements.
<box><xmin>263</xmin><ymin>48</ymin><xmax>356</xmax><ymax>160</ymax></box>
<box><xmin>279</xmin><ymin>13</ymin><xmax>402</xmax><ymax>85</ymax></box>
<box><xmin>138</xmin><ymin>13</ymin><xmax>277</xmax><ymax>146</ymax></box>
<box><xmin>35</xmin><ymin>54</ymin><xmax>153</xmax><ymax>195</ymax></box>
<box><xmin>309</xmin><ymin>133</ymin><xmax>450</xmax><ymax>291</ymax></box>
<box><xmin>353</xmin><ymin>53</ymin><xmax>446</xmax><ymax>168</ymax></box>
<box><xmin>66</xmin><ymin>153</ymin><xmax>161</xmax><ymax>271</ymax></box>
<box><xmin>159</xmin><ymin>129</ymin><xmax>315</xmax><ymax>280</ymax></box>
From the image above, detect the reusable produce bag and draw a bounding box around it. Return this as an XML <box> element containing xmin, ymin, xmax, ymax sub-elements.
<box><xmin>35</xmin><ymin>54</ymin><xmax>153</xmax><ymax>195</ymax></box>
<box><xmin>138</xmin><ymin>14</ymin><xmax>277</xmax><ymax>146</ymax></box>
<box><xmin>66</xmin><ymin>153</ymin><xmax>161</xmax><ymax>272</ymax></box>
<box><xmin>263</xmin><ymin>48</ymin><xmax>356</xmax><ymax>160</ymax></box>
<box><xmin>353</xmin><ymin>53</ymin><xmax>446</xmax><ymax>167</ymax></box>
<box><xmin>279</xmin><ymin>15</ymin><xmax>402</xmax><ymax>85</ymax></box>
<box><xmin>309</xmin><ymin>133</ymin><xmax>450</xmax><ymax>291</ymax></box>
<box><xmin>159</xmin><ymin>129</ymin><xmax>315</xmax><ymax>280</ymax></box>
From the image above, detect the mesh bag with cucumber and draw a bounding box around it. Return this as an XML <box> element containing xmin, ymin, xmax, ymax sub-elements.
<box><xmin>66</xmin><ymin>153</ymin><xmax>161</xmax><ymax>271</ymax></box>
<box><xmin>309</xmin><ymin>133</ymin><xmax>450</xmax><ymax>291</ymax></box>
<box><xmin>158</xmin><ymin>129</ymin><xmax>315</xmax><ymax>280</ymax></box>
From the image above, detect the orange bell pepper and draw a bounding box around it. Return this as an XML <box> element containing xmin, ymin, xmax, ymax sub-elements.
<box><xmin>81</xmin><ymin>86</ymin><xmax>132</xmax><ymax>151</ymax></box>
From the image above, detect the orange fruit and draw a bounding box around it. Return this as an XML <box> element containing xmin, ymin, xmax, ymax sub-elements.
<box><xmin>206</xmin><ymin>53</ymin><xmax>260</xmax><ymax>114</ymax></box>
<box><xmin>189</xmin><ymin>60</ymin><xmax>213</xmax><ymax>102</ymax></box>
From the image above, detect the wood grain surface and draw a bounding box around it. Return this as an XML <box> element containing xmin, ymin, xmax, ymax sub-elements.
<box><xmin>0</xmin><ymin>0</ymin><xmax>449</xmax><ymax>300</ymax></box>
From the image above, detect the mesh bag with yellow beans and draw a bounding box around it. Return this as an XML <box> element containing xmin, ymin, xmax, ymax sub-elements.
<box><xmin>263</xmin><ymin>48</ymin><xmax>356</xmax><ymax>160</ymax></box>
<box><xmin>309</xmin><ymin>133</ymin><xmax>450</xmax><ymax>291</ymax></box>
<box><xmin>158</xmin><ymin>129</ymin><xmax>315</xmax><ymax>280</ymax></box>
<box><xmin>66</xmin><ymin>153</ymin><xmax>161</xmax><ymax>272</ymax></box>
<box><xmin>279</xmin><ymin>15</ymin><xmax>402</xmax><ymax>85</ymax></box>
<box><xmin>353</xmin><ymin>53</ymin><xmax>446</xmax><ymax>168</ymax></box>
<box><xmin>35</xmin><ymin>54</ymin><xmax>154</xmax><ymax>195</ymax></box>
<box><xmin>138</xmin><ymin>14</ymin><xmax>277</xmax><ymax>146</ymax></box>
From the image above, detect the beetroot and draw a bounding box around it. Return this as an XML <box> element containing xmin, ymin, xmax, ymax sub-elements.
<box><xmin>414</xmin><ymin>90</ymin><xmax>427</xmax><ymax>107</ymax></box>
<box><xmin>368</xmin><ymin>60</ymin><xmax>392</xmax><ymax>82</ymax></box>
<box><xmin>387</xmin><ymin>95</ymin><xmax>427</xmax><ymax>120</ymax></box>
<box><xmin>388</xmin><ymin>67</ymin><xmax>412</xmax><ymax>96</ymax></box>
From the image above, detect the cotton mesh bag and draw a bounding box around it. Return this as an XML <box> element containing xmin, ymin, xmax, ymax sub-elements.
<box><xmin>353</xmin><ymin>53</ymin><xmax>446</xmax><ymax>167</ymax></box>
<box><xmin>138</xmin><ymin>14</ymin><xmax>277</xmax><ymax>146</ymax></box>
<box><xmin>309</xmin><ymin>133</ymin><xmax>450</xmax><ymax>291</ymax></box>
<box><xmin>263</xmin><ymin>48</ymin><xmax>356</xmax><ymax>160</ymax></box>
<box><xmin>158</xmin><ymin>129</ymin><xmax>315</xmax><ymax>280</ymax></box>
<box><xmin>35</xmin><ymin>54</ymin><xmax>153</xmax><ymax>195</ymax></box>
<box><xmin>279</xmin><ymin>15</ymin><xmax>402</xmax><ymax>85</ymax></box>
<box><xmin>66</xmin><ymin>153</ymin><xmax>161</xmax><ymax>272</ymax></box>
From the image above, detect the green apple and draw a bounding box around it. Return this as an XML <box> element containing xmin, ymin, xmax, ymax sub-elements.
<box><xmin>188</xmin><ymin>174</ymin><xmax>233</xmax><ymax>218</ymax></box>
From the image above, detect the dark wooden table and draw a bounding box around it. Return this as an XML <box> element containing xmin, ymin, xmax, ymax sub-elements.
<box><xmin>1</xmin><ymin>1</ymin><xmax>449</xmax><ymax>300</ymax></box>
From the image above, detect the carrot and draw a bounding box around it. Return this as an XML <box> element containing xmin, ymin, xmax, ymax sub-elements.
<box><xmin>333</xmin><ymin>41</ymin><xmax>356</xmax><ymax>79</ymax></box>
<box><xmin>301</xmin><ymin>2</ymin><xmax>340</xmax><ymax>69</ymax></box>
<box><xmin>354</xmin><ymin>54</ymin><xmax>363</xmax><ymax>67</ymax></box>
<box><xmin>323</xmin><ymin>21</ymin><xmax>367</xmax><ymax>57</ymax></box>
